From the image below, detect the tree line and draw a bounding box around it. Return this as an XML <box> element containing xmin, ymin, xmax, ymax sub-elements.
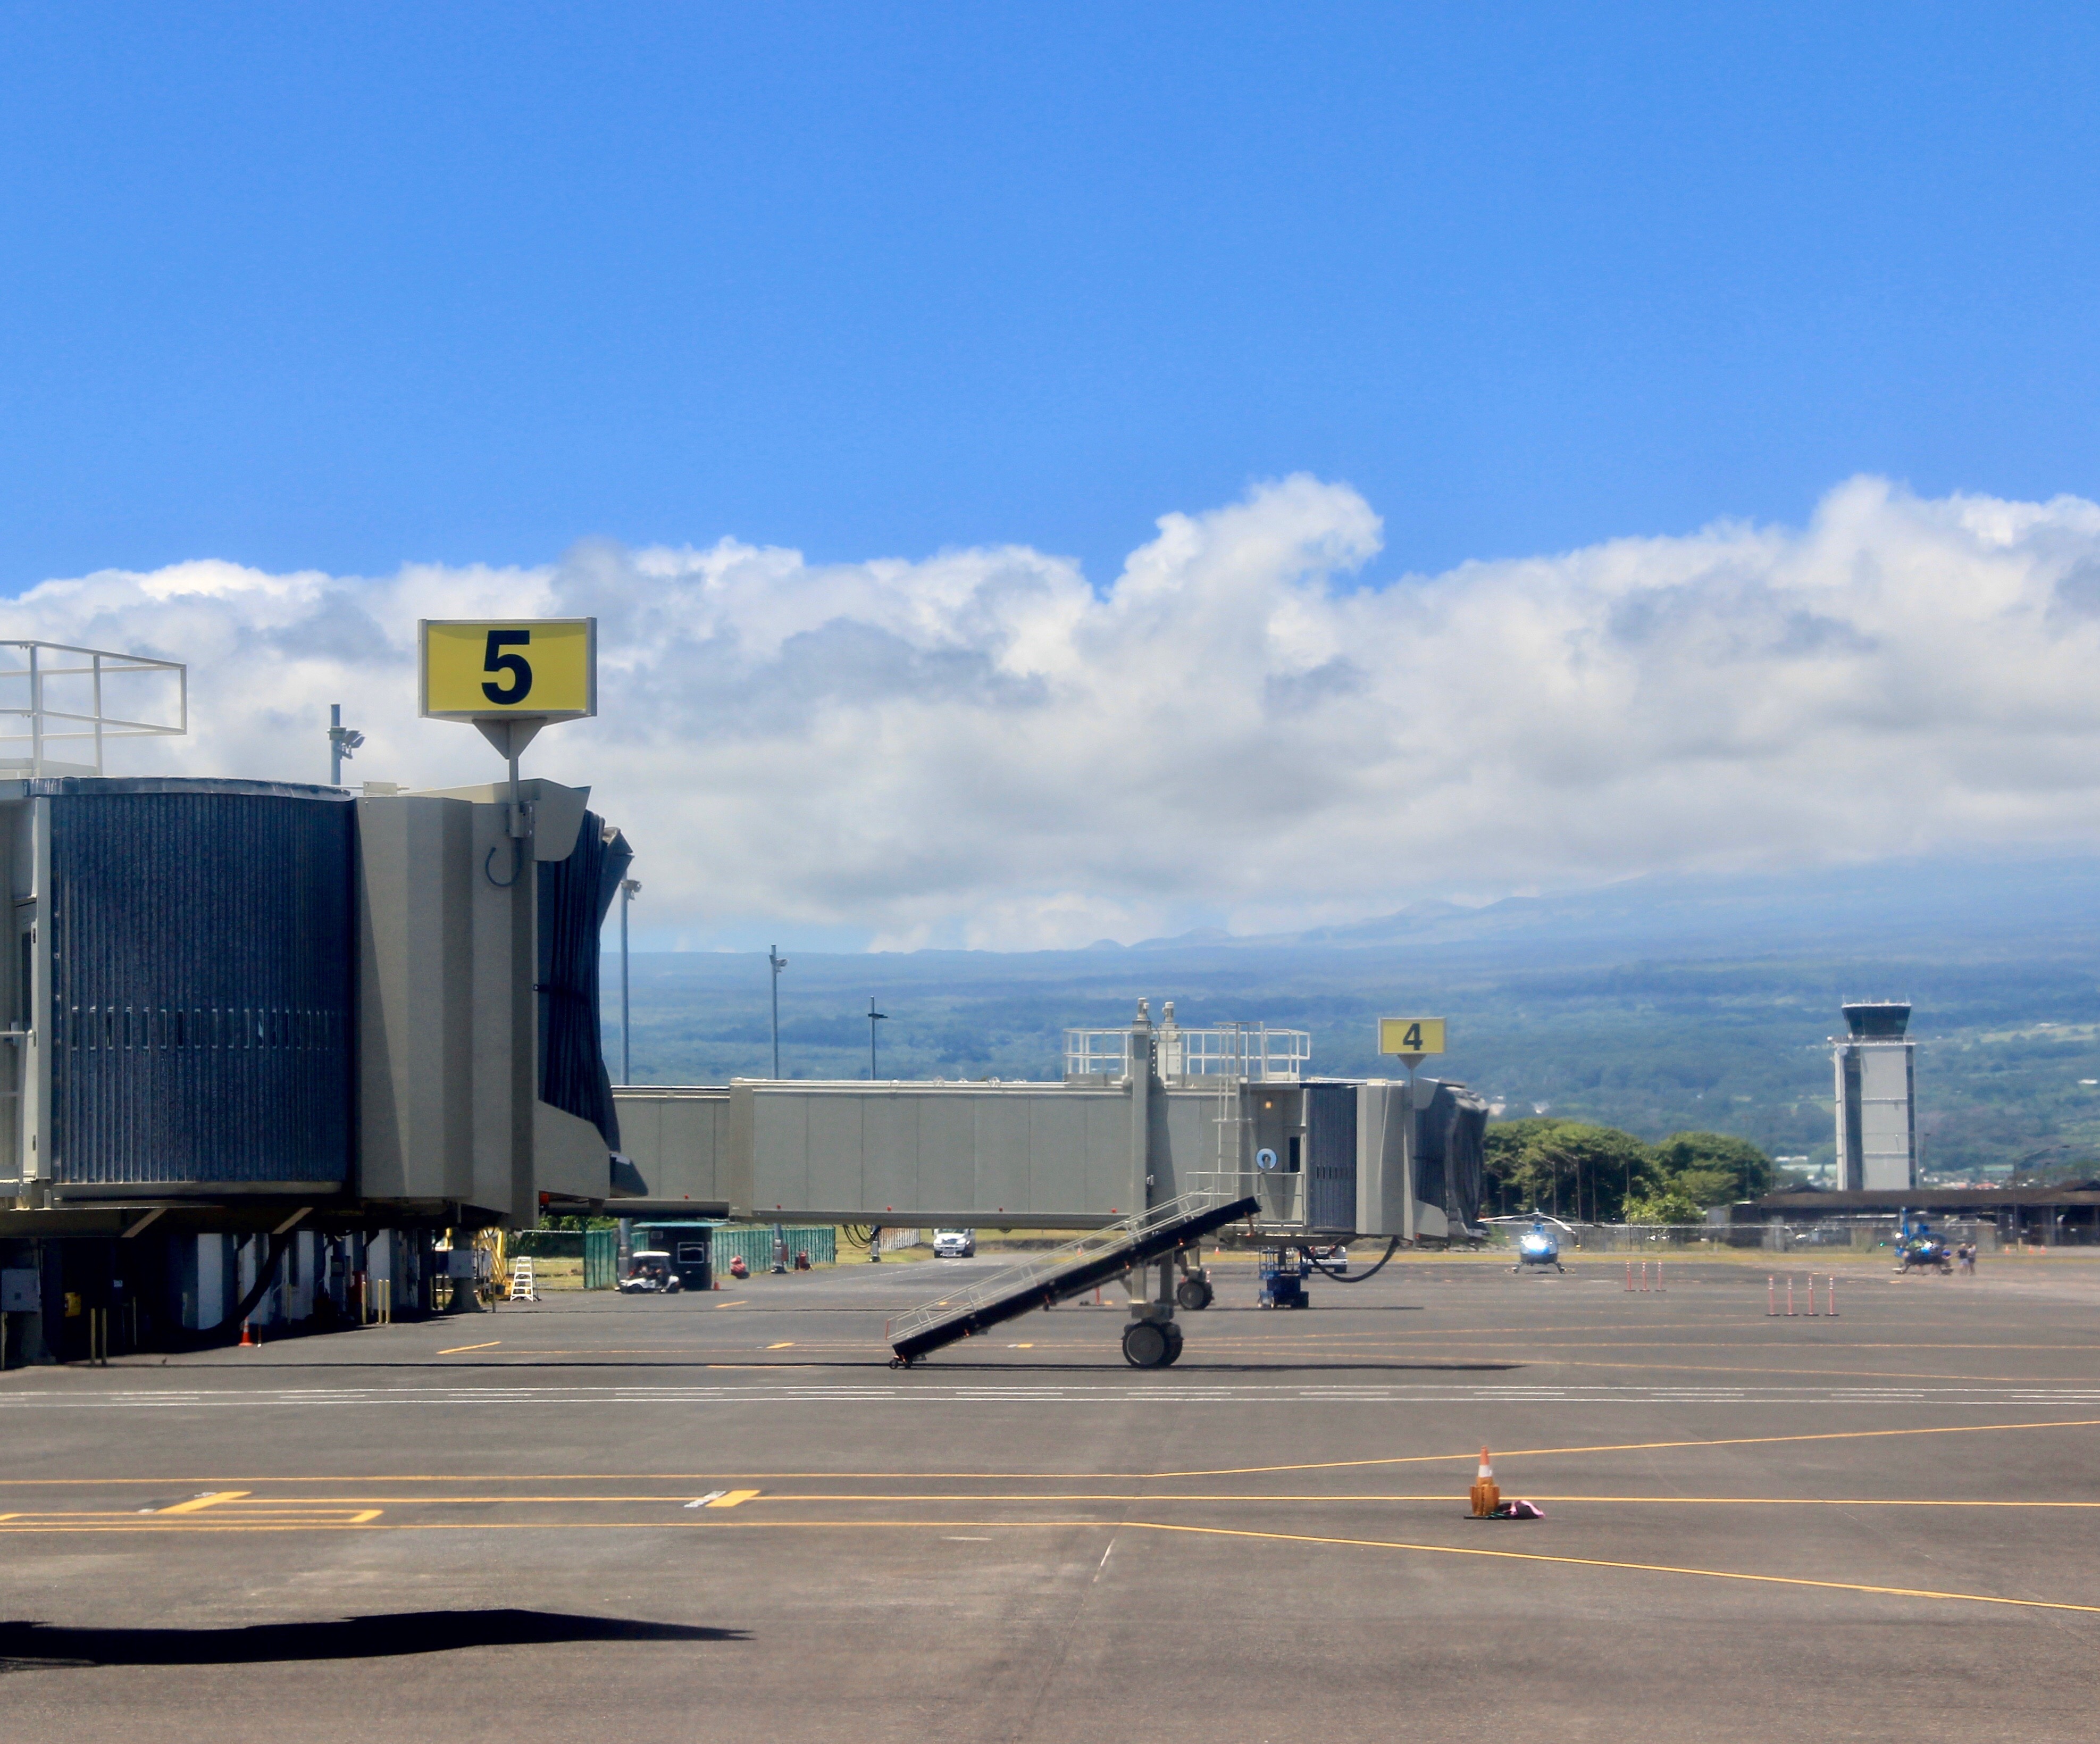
<box><xmin>1482</xmin><ymin>1119</ymin><xmax>1780</xmax><ymax>1225</ymax></box>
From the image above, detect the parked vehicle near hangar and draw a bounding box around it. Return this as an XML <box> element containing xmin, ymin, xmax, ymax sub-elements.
<box><xmin>618</xmin><ymin>1251</ymin><xmax>683</xmax><ymax>1293</ymax></box>
<box><xmin>933</xmin><ymin>1229</ymin><xmax>976</xmax><ymax>1258</ymax></box>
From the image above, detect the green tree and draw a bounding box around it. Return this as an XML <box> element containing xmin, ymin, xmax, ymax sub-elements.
<box><xmin>1669</xmin><ymin>1167</ymin><xmax>1738</xmax><ymax>1209</ymax></box>
<box><xmin>1483</xmin><ymin>1119</ymin><xmax>1661</xmax><ymax>1223</ymax></box>
<box><xmin>1653</xmin><ymin>1131</ymin><xmax>1775</xmax><ymax>1200</ymax></box>
<box><xmin>1623</xmin><ymin>1188</ymin><xmax>1704</xmax><ymax>1224</ymax></box>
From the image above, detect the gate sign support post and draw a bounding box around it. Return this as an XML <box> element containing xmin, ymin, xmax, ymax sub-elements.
<box><xmin>1378</xmin><ymin>1017</ymin><xmax>1448</xmax><ymax>1230</ymax></box>
<box><xmin>419</xmin><ymin>619</ymin><xmax>598</xmax><ymax>856</ymax></box>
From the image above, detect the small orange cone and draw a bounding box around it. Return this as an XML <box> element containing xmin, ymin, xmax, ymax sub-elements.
<box><xmin>1469</xmin><ymin>1447</ymin><xmax>1501</xmax><ymax>1517</ymax></box>
<box><xmin>239</xmin><ymin>1319</ymin><xmax>257</xmax><ymax>1348</ymax></box>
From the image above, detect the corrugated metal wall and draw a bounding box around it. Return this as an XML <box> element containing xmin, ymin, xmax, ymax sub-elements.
<box><xmin>1303</xmin><ymin>1082</ymin><xmax>1358</xmax><ymax>1231</ymax></box>
<box><xmin>703</xmin><ymin>1223</ymin><xmax>838</xmax><ymax>1271</ymax></box>
<box><xmin>48</xmin><ymin>787</ymin><xmax>356</xmax><ymax>1187</ymax></box>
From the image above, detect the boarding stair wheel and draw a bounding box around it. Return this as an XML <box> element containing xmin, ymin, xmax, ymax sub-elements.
<box><xmin>1122</xmin><ymin>1320</ymin><xmax>1183</xmax><ymax>1368</ymax></box>
<box><xmin>1175</xmin><ymin>1278</ymin><xmax>1214</xmax><ymax>1312</ymax></box>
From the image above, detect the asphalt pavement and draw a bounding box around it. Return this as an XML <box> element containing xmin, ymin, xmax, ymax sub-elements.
<box><xmin>3</xmin><ymin>1248</ymin><xmax>2097</xmax><ymax>1742</ymax></box>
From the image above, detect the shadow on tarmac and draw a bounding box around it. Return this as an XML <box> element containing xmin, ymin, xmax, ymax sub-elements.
<box><xmin>157</xmin><ymin>1357</ymin><xmax>1528</xmax><ymax>1372</ymax></box>
<box><xmin>0</xmin><ymin>1609</ymin><xmax>746</xmax><ymax>1671</ymax></box>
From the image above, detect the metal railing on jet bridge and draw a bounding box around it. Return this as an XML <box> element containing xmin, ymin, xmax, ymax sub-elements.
<box><xmin>885</xmin><ymin>1188</ymin><xmax>1262</xmax><ymax>1365</ymax></box>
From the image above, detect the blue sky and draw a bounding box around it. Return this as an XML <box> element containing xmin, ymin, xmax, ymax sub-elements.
<box><xmin>6</xmin><ymin>2</ymin><xmax>2098</xmax><ymax>594</ymax></box>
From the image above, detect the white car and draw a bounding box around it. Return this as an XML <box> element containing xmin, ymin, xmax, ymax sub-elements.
<box><xmin>933</xmin><ymin>1229</ymin><xmax>976</xmax><ymax>1258</ymax></box>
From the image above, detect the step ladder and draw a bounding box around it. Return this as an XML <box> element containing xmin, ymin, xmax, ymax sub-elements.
<box><xmin>886</xmin><ymin>1190</ymin><xmax>1259</xmax><ymax>1366</ymax></box>
<box><xmin>507</xmin><ymin>1256</ymin><xmax>539</xmax><ymax>1303</ymax></box>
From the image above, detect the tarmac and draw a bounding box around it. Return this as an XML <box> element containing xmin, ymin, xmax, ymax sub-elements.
<box><xmin>4</xmin><ymin>1248</ymin><xmax>2098</xmax><ymax>1742</ymax></box>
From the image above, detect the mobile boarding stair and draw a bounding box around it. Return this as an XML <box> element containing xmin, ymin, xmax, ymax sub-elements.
<box><xmin>886</xmin><ymin>1189</ymin><xmax>1261</xmax><ymax>1370</ymax></box>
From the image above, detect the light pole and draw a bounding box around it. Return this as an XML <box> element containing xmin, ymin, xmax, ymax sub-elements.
<box><xmin>868</xmin><ymin>996</ymin><xmax>887</xmax><ymax>1080</ymax></box>
<box><xmin>327</xmin><ymin>704</ymin><xmax>364</xmax><ymax>787</ymax></box>
<box><xmin>768</xmin><ymin>945</ymin><xmax>789</xmax><ymax>1079</ymax></box>
<box><xmin>618</xmin><ymin>878</ymin><xmax>641</xmax><ymax>1084</ymax></box>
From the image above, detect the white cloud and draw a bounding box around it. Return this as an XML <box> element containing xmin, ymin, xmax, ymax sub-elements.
<box><xmin>9</xmin><ymin>473</ymin><xmax>2100</xmax><ymax>949</ymax></box>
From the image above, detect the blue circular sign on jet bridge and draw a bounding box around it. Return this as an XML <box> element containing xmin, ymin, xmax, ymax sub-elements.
<box><xmin>1256</xmin><ymin>1147</ymin><xmax>1279</xmax><ymax>1171</ymax></box>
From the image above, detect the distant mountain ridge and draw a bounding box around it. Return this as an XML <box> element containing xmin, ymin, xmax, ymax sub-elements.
<box><xmin>1111</xmin><ymin>855</ymin><xmax>2100</xmax><ymax>964</ymax></box>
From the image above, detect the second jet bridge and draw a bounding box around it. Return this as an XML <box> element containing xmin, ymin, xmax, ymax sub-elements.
<box><xmin>612</xmin><ymin>1000</ymin><xmax>1487</xmax><ymax>1242</ymax></box>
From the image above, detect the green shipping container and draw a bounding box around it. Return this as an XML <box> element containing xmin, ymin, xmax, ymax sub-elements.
<box><xmin>706</xmin><ymin>1225</ymin><xmax>837</xmax><ymax>1272</ymax></box>
<box><xmin>582</xmin><ymin>1226</ymin><xmax>618</xmax><ymax>1290</ymax></box>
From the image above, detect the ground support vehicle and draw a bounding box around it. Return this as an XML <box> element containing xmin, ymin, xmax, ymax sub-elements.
<box><xmin>617</xmin><ymin>1251</ymin><xmax>684</xmax><ymax>1293</ymax></box>
<box><xmin>887</xmin><ymin>1192</ymin><xmax>1258</xmax><ymax>1370</ymax></box>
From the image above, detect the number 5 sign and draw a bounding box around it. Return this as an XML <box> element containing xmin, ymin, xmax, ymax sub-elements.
<box><xmin>419</xmin><ymin>620</ymin><xmax>598</xmax><ymax>722</ymax></box>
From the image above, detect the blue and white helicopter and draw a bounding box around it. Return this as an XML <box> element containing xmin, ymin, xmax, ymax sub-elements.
<box><xmin>1482</xmin><ymin>1211</ymin><xmax>1577</xmax><ymax>1273</ymax></box>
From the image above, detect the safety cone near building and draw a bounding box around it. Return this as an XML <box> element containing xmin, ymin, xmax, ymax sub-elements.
<box><xmin>1469</xmin><ymin>1448</ymin><xmax>1501</xmax><ymax>1517</ymax></box>
<box><xmin>239</xmin><ymin>1319</ymin><xmax>257</xmax><ymax>1348</ymax></box>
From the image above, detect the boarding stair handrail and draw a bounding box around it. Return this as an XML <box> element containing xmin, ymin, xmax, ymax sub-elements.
<box><xmin>886</xmin><ymin>1188</ymin><xmax>1261</xmax><ymax>1363</ymax></box>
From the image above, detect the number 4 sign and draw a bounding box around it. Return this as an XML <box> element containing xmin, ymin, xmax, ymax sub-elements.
<box><xmin>420</xmin><ymin>620</ymin><xmax>597</xmax><ymax>722</ymax></box>
<box><xmin>1378</xmin><ymin>1017</ymin><xmax>1446</xmax><ymax>1061</ymax></box>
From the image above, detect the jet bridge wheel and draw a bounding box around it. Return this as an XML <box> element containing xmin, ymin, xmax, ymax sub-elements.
<box><xmin>1175</xmin><ymin>1278</ymin><xmax>1214</xmax><ymax>1312</ymax></box>
<box><xmin>1122</xmin><ymin>1321</ymin><xmax>1172</xmax><ymax>1368</ymax></box>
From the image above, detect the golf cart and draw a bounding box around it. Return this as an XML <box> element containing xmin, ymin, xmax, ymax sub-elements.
<box><xmin>618</xmin><ymin>1250</ymin><xmax>684</xmax><ymax>1293</ymax></box>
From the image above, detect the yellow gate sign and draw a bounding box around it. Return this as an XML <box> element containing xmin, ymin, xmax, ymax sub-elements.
<box><xmin>420</xmin><ymin>619</ymin><xmax>597</xmax><ymax>720</ymax></box>
<box><xmin>1378</xmin><ymin>1017</ymin><xmax>1446</xmax><ymax>1057</ymax></box>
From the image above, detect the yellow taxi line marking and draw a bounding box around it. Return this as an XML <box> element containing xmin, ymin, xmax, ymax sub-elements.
<box><xmin>22</xmin><ymin>1488</ymin><xmax>2096</xmax><ymax>1512</ymax></box>
<box><xmin>715</xmin><ymin>1301</ymin><xmax>748</xmax><ymax>1308</ymax></box>
<box><xmin>13</xmin><ymin>1513</ymin><xmax>2091</xmax><ymax>1615</ymax></box>
<box><xmin>436</xmin><ymin>1342</ymin><xmax>501</xmax><ymax>1355</ymax></box>
<box><xmin>205</xmin><ymin>1492</ymin><xmax>2100</xmax><ymax>1509</ymax></box>
<box><xmin>1123</xmin><ymin>1520</ymin><xmax>2100</xmax><ymax>1615</ymax></box>
<box><xmin>766</xmin><ymin>1342</ymin><xmax>794</xmax><ymax>1349</ymax></box>
<box><xmin>14</xmin><ymin>1420</ymin><xmax>2100</xmax><ymax>1496</ymax></box>
<box><xmin>158</xmin><ymin>1490</ymin><xmax>250</xmax><ymax>1514</ymax></box>
<box><xmin>1526</xmin><ymin>1358</ymin><xmax>2070</xmax><ymax>1386</ymax></box>
<box><xmin>1154</xmin><ymin>1417</ymin><xmax>2100</xmax><ymax>1478</ymax></box>
<box><xmin>14</xmin><ymin>1420</ymin><xmax>2100</xmax><ymax>1488</ymax></box>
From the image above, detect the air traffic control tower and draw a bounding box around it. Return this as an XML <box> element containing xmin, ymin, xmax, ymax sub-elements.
<box><xmin>1834</xmin><ymin>1000</ymin><xmax>1916</xmax><ymax>1191</ymax></box>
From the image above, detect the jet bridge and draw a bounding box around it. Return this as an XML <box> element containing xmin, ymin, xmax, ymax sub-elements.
<box><xmin>611</xmin><ymin>998</ymin><xmax>1488</xmax><ymax>1365</ymax></box>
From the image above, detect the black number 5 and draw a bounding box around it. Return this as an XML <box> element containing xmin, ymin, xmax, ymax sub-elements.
<box><xmin>482</xmin><ymin>630</ymin><xmax>532</xmax><ymax>704</ymax></box>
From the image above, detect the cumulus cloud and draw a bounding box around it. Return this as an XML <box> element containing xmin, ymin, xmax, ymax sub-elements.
<box><xmin>7</xmin><ymin>474</ymin><xmax>2100</xmax><ymax>949</ymax></box>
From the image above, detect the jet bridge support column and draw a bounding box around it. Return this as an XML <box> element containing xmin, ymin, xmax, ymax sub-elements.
<box><xmin>1127</xmin><ymin>1000</ymin><xmax>1156</xmax><ymax>1214</ymax></box>
<box><xmin>1116</xmin><ymin>1002</ymin><xmax>1183</xmax><ymax>1363</ymax></box>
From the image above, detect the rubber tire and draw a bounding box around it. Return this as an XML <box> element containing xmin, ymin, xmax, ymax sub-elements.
<box><xmin>1122</xmin><ymin>1321</ymin><xmax>1170</xmax><ymax>1368</ymax></box>
<box><xmin>1175</xmin><ymin>1278</ymin><xmax>1212</xmax><ymax>1312</ymax></box>
<box><xmin>1160</xmin><ymin>1323</ymin><xmax>1185</xmax><ymax>1365</ymax></box>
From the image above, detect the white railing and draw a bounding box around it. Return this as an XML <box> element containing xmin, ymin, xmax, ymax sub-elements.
<box><xmin>886</xmin><ymin>1189</ymin><xmax>1244</xmax><ymax>1348</ymax></box>
<box><xmin>1063</xmin><ymin>1029</ymin><xmax>1133</xmax><ymax>1079</ymax></box>
<box><xmin>1063</xmin><ymin>1023</ymin><xmax>1311</xmax><ymax>1084</ymax></box>
<box><xmin>0</xmin><ymin>641</ymin><xmax>188</xmax><ymax>775</ymax></box>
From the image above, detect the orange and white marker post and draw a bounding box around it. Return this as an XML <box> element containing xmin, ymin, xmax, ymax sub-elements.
<box><xmin>1469</xmin><ymin>1448</ymin><xmax>1501</xmax><ymax>1518</ymax></box>
<box><xmin>1827</xmin><ymin>1275</ymin><xmax>1838</xmax><ymax>1317</ymax></box>
<box><xmin>1767</xmin><ymin>1275</ymin><xmax>1776</xmax><ymax>1316</ymax></box>
<box><xmin>1785</xmin><ymin>1277</ymin><xmax>1795</xmax><ymax>1316</ymax></box>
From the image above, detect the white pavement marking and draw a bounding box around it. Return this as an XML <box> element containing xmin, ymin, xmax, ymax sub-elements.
<box><xmin>5</xmin><ymin>1382</ymin><xmax>2100</xmax><ymax>1409</ymax></box>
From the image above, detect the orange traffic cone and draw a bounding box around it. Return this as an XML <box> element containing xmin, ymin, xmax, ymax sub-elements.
<box><xmin>1469</xmin><ymin>1447</ymin><xmax>1501</xmax><ymax>1517</ymax></box>
<box><xmin>239</xmin><ymin>1319</ymin><xmax>257</xmax><ymax>1348</ymax></box>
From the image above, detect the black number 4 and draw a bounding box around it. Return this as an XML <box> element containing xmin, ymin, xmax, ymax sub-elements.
<box><xmin>1401</xmin><ymin>1023</ymin><xmax>1423</xmax><ymax>1049</ymax></box>
<box><xmin>482</xmin><ymin>630</ymin><xmax>532</xmax><ymax>704</ymax></box>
